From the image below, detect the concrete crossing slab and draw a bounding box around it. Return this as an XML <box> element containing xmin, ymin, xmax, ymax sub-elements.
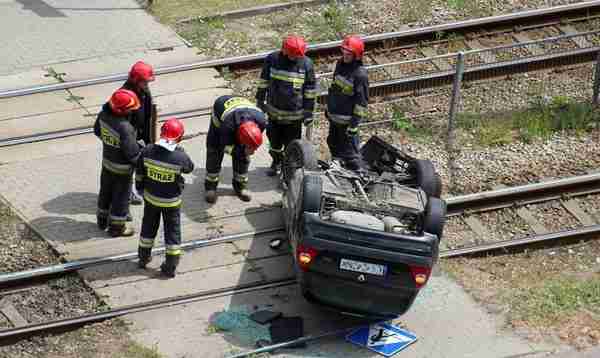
<box><xmin>0</xmin><ymin>108</ymin><xmax>91</xmax><ymax>140</ymax></box>
<box><xmin>0</xmin><ymin>90</ymin><xmax>77</xmax><ymax>121</ymax></box>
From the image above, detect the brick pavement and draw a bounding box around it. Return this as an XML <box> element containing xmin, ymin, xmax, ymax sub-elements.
<box><xmin>0</xmin><ymin>0</ymin><xmax>185</xmax><ymax>76</ymax></box>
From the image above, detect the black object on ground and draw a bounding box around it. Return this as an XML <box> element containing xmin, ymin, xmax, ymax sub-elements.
<box><xmin>249</xmin><ymin>310</ymin><xmax>282</xmax><ymax>325</ymax></box>
<box><xmin>269</xmin><ymin>316</ymin><xmax>306</xmax><ymax>348</ymax></box>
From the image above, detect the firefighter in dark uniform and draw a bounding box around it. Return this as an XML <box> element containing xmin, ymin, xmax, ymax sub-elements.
<box><xmin>122</xmin><ymin>61</ymin><xmax>156</xmax><ymax>205</ymax></box>
<box><xmin>205</xmin><ymin>95</ymin><xmax>267</xmax><ymax>204</ymax></box>
<box><xmin>94</xmin><ymin>89</ymin><xmax>142</xmax><ymax>237</ymax></box>
<box><xmin>256</xmin><ymin>35</ymin><xmax>317</xmax><ymax>177</ymax></box>
<box><xmin>135</xmin><ymin>118</ymin><xmax>194</xmax><ymax>278</ymax></box>
<box><xmin>326</xmin><ymin>35</ymin><xmax>368</xmax><ymax>171</ymax></box>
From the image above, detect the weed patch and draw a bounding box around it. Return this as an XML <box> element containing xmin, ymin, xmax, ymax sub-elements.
<box><xmin>457</xmin><ymin>97</ymin><xmax>598</xmax><ymax>147</ymax></box>
<box><xmin>505</xmin><ymin>277</ymin><xmax>600</xmax><ymax>325</ymax></box>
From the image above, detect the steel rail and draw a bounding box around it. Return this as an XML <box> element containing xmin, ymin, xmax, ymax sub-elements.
<box><xmin>0</xmin><ymin>107</ymin><xmax>211</xmax><ymax>148</ymax></box>
<box><xmin>446</xmin><ymin>172</ymin><xmax>600</xmax><ymax>216</ymax></box>
<box><xmin>2</xmin><ymin>173</ymin><xmax>599</xmax><ymax>287</ymax></box>
<box><xmin>440</xmin><ymin>224</ymin><xmax>600</xmax><ymax>258</ymax></box>
<box><xmin>2</xmin><ymin>174</ymin><xmax>600</xmax><ymax>341</ymax></box>
<box><xmin>2</xmin><ymin>225</ymin><xmax>598</xmax><ymax>343</ymax></box>
<box><xmin>0</xmin><ymin>277</ymin><xmax>297</xmax><ymax>342</ymax></box>
<box><xmin>1</xmin><ymin>1</ymin><xmax>599</xmax><ymax>99</ymax></box>
<box><xmin>0</xmin><ymin>227</ymin><xmax>284</xmax><ymax>286</ymax></box>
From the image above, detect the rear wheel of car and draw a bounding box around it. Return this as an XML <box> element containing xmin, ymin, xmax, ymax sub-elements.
<box><xmin>284</xmin><ymin>139</ymin><xmax>319</xmax><ymax>185</ymax></box>
<box><xmin>302</xmin><ymin>175</ymin><xmax>322</xmax><ymax>213</ymax></box>
<box><xmin>415</xmin><ymin>159</ymin><xmax>442</xmax><ymax>198</ymax></box>
<box><xmin>423</xmin><ymin>197</ymin><xmax>446</xmax><ymax>239</ymax></box>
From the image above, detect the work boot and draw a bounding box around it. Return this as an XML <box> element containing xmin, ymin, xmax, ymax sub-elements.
<box><xmin>235</xmin><ymin>188</ymin><xmax>252</xmax><ymax>202</ymax></box>
<box><xmin>97</xmin><ymin>215</ymin><xmax>108</xmax><ymax>231</ymax></box>
<box><xmin>266</xmin><ymin>160</ymin><xmax>282</xmax><ymax>177</ymax></box>
<box><xmin>205</xmin><ymin>190</ymin><xmax>218</xmax><ymax>204</ymax></box>
<box><xmin>108</xmin><ymin>224</ymin><xmax>135</xmax><ymax>238</ymax></box>
<box><xmin>204</xmin><ymin>178</ymin><xmax>219</xmax><ymax>204</ymax></box>
<box><xmin>129</xmin><ymin>190</ymin><xmax>143</xmax><ymax>206</ymax></box>
<box><xmin>138</xmin><ymin>247</ymin><xmax>153</xmax><ymax>269</ymax></box>
<box><xmin>160</xmin><ymin>255</ymin><xmax>180</xmax><ymax>278</ymax></box>
<box><xmin>233</xmin><ymin>180</ymin><xmax>251</xmax><ymax>202</ymax></box>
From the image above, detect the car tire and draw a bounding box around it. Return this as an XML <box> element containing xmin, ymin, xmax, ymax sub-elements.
<box><xmin>423</xmin><ymin>197</ymin><xmax>447</xmax><ymax>239</ymax></box>
<box><xmin>284</xmin><ymin>139</ymin><xmax>318</xmax><ymax>184</ymax></box>
<box><xmin>302</xmin><ymin>175</ymin><xmax>322</xmax><ymax>213</ymax></box>
<box><xmin>415</xmin><ymin>159</ymin><xmax>442</xmax><ymax>198</ymax></box>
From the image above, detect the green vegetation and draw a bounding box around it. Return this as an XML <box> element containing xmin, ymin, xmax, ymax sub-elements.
<box><xmin>505</xmin><ymin>277</ymin><xmax>600</xmax><ymax>324</ymax></box>
<box><xmin>457</xmin><ymin>96</ymin><xmax>598</xmax><ymax>147</ymax></box>
<box><xmin>304</xmin><ymin>2</ymin><xmax>352</xmax><ymax>42</ymax></box>
<box><xmin>149</xmin><ymin>0</ymin><xmax>286</xmax><ymax>24</ymax></box>
<box><xmin>402</xmin><ymin>0</ymin><xmax>434</xmax><ymax>23</ymax></box>
<box><xmin>123</xmin><ymin>342</ymin><xmax>163</xmax><ymax>358</ymax></box>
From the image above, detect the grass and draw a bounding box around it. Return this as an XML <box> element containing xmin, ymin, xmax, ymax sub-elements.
<box><xmin>389</xmin><ymin>106</ymin><xmax>433</xmax><ymax>140</ymax></box>
<box><xmin>505</xmin><ymin>277</ymin><xmax>600</xmax><ymax>325</ymax></box>
<box><xmin>123</xmin><ymin>342</ymin><xmax>163</xmax><ymax>358</ymax></box>
<box><xmin>401</xmin><ymin>0</ymin><xmax>434</xmax><ymax>23</ymax></box>
<box><xmin>446</xmin><ymin>0</ymin><xmax>494</xmax><ymax>17</ymax></box>
<box><xmin>456</xmin><ymin>96</ymin><xmax>598</xmax><ymax>147</ymax></box>
<box><xmin>149</xmin><ymin>0</ymin><xmax>287</xmax><ymax>24</ymax></box>
<box><xmin>303</xmin><ymin>2</ymin><xmax>352</xmax><ymax>42</ymax></box>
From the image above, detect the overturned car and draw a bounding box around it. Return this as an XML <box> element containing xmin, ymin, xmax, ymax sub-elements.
<box><xmin>281</xmin><ymin>136</ymin><xmax>446</xmax><ymax>318</ymax></box>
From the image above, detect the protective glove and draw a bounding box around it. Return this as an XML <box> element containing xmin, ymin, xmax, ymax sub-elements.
<box><xmin>224</xmin><ymin>145</ymin><xmax>234</xmax><ymax>156</ymax></box>
<box><xmin>303</xmin><ymin>112</ymin><xmax>314</xmax><ymax>127</ymax></box>
<box><xmin>137</xmin><ymin>139</ymin><xmax>146</xmax><ymax>148</ymax></box>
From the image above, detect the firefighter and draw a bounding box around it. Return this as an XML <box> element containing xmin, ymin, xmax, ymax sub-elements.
<box><xmin>123</xmin><ymin>61</ymin><xmax>156</xmax><ymax>205</ymax></box>
<box><xmin>326</xmin><ymin>35</ymin><xmax>369</xmax><ymax>171</ymax></box>
<box><xmin>256</xmin><ymin>35</ymin><xmax>317</xmax><ymax>177</ymax></box>
<box><xmin>205</xmin><ymin>95</ymin><xmax>267</xmax><ymax>204</ymax></box>
<box><xmin>135</xmin><ymin>118</ymin><xmax>194</xmax><ymax>278</ymax></box>
<box><xmin>94</xmin><ymin>89</ymin><xmax>142</xmax><ymax>237</ymax></box>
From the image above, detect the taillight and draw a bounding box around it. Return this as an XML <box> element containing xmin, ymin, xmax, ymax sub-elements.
<box><xmin>409</xmin><ymin>265</ymin><xmax>431</xmax><ymax>289</ymax></box>
<box><xmin>297</xmin><ymin>244</ymin><xmax>319</xmax><ymax>271</ymax></box>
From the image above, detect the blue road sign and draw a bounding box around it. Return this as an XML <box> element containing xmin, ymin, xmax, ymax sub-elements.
<box><xmin>346</xmin><ymin>322</ymin><xmax>417</xmax><ymax>357</ymax></box>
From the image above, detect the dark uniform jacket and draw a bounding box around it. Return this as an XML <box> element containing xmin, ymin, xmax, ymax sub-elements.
<box><xmin>135</xmin><ymin>145</ymin><xmax>195</xmax><ymax>208</ymax></box>
<box><xmin>122</xmin><ymin>80</ymin><xmax>153</xmax><ymax>144</ymax></box>
<box><xmin>326</xmin><ymin>59</ymin><xmax>369</xmax><ymax>128</ymax></box>
<box><xmin>210</xmin><ymin>95</ymin><xmax>268</xmax><ymax>154</ymax></box>
<box><xmin>256</xmin><ymin>51</ymin><xmax>318</xmax><ymax>121</ymax></box>
<box><xmin>94</xmin><ymin>103</ymin><xmax>141</xmax><ymax>175</ymax></box>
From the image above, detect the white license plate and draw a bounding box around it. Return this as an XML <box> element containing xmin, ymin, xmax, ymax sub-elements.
<box><xmin>339</xmin><ymin>258</ymin><xmax>386</xmax><ymax>276</ymax></box>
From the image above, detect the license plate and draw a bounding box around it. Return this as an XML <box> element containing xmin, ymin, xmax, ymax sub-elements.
<box><xmin>339</xmin><ymin>258</ymin><xmax>386</xmax><ymax>276</ymax></box>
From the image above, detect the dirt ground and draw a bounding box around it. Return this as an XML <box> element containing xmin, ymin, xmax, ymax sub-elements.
<box><xmin>442</xmin><ymin>239</ymin><xmax>600</xmax><ymax>351</ymax></box>
<box><xmin>0</xmin><ymin>199</ymin><xmax>162</xmax><ymax>358</ymax></box>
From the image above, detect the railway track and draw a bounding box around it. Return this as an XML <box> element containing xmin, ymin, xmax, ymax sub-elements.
<box><xmin>1</xmin><ymin>3</ymin><xmax>600</xmax><ymax>147</ymax></box>
<box><xmin>2</xmin><ymin>173</ymin><xmax>600</xmax><ymax>343</ymax></box>
<box><xmin>2</xmin><ymin>1</ymin><xmax>600</xmax><ymax>98</ymax></box>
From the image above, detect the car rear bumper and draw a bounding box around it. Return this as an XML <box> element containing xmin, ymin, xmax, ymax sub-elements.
<box><xmin>299</xmin><ymin>270</ymin><xmax>419</xmax><ymax>318</ymax></box>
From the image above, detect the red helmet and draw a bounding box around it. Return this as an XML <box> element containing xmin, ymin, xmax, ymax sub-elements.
<box><xmin>282</xmin><ymin>35</ymin><xmax>307</xmax><ymax>58</ymax></box>
<box><xmin>129</xmin><ymin>61</ymin><xmax>155</xmax><ymax>84</ymax></box>
<box><xmin>341</xmin><ymin>35</ymin><xmax>365</xmax><ymax>60</ymax></box>
<box><xmin>236</xmin><ymin>121</ymin><xmax>263</xmax><ymax>151</ymax></box>
<box><xmin>109</xmin><ymin>89</ymin><xmax>141</xmax><ymax>116</ymax></box>
<box><xmin>160</xmin><ymin>118</ymin><xmax>185</xmax><ymax>141</ymax></box>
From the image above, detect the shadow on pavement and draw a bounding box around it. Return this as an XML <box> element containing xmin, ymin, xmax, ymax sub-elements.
<box><xmin>41</xmin><ymin>191</ymin><xmax>98</xmax><ymax>216</ymax></box>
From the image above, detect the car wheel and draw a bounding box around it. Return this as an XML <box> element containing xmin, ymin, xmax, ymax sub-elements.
<box><xmin>284</xmin><ymin>139</ymin><xmax>318</xmax><ymax>184</ymax></box>
<box><xmin>415</xmin><ymin>159</ymin><xmax>442</xmax><ymax>198</ymax></box>
<box><xmin>302</xmin><ymin>175</ymin><xmax>322</xmax><ymax>213</ymax></box>
<box><xmin>423</xmin><ymin>197</ymin><xmax>447</xmax><ymax>239</ymax></box>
